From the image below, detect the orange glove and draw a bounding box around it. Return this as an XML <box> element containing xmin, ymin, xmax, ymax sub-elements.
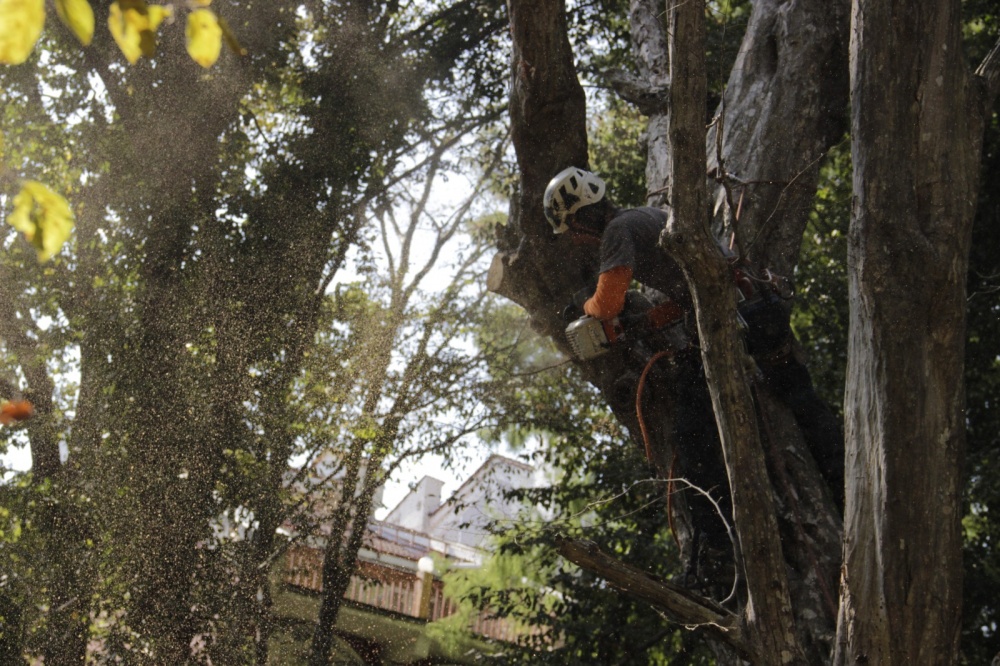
<box><xmin>583</xmin><ymin>265</ymin><xmax>632</xmax><ymax>320</ymax></box>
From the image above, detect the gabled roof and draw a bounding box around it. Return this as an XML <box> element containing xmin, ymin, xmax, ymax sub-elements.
<box><xmin>427</xmin><ymin>454</ymin><xmax>533</xmax><ymax>519</ymax></box>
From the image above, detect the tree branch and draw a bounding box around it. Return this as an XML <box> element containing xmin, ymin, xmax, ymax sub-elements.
<box><xmin>604</xmin><ymin>70</ymin><xmax>670</xmax><ymax>115</ymax></box>
<box><xmin>554</xmin><ymin>537</ymin><xmax>748</xmax><ymax>655</ymax></box>
<box><xmin>974</xmin><ymin>35</ymin><xmax>1000</xmax><ymax>111</ymax></box>
<box><xmin>660</xmin><ymin>0</ymin><xmax>806</xmax><ymax>662</ymax></box>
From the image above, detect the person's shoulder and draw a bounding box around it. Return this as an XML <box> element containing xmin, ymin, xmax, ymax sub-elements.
<box><xmin>607</xmin><ymin>206</ymin><xmax>667</xmax><ymax>231</ymax></box>
<box><xmin>611</xmin><ymin>206</ymin><xmax>666</xmax><ymax>221</ymax></box>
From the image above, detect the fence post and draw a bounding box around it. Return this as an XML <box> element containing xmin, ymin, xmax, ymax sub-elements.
<box><xmin>414</xmin><ymin>556</ymin><xmax>435</xmax><ymax>619</ymax></box>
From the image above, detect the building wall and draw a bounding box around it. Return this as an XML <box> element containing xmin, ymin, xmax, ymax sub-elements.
<box><xmin>382</xmin><ymin>476</ymin><xmax>444</xmax><ymax>533</ymax></box>
<box><xmin>427</xmin><ymin>456</ymin><xmax>535</xmax><ymax>549</ymax></box>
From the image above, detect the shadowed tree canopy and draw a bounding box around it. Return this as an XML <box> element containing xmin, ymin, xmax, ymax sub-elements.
<box><xmin>0</xmin><ymin>1</ymin><xmax>510</xmax><ymax>663</ymax></box>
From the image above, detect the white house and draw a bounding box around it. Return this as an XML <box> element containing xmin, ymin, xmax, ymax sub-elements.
<box><xmin>278</xmin><ymin>453</ymin><xmax>538</xmax><ymax>662</ymax></box>
<box><xmin>383</xmin><ymin>454</ymin><xmax>536</xmax><ymax>549</ymax></box>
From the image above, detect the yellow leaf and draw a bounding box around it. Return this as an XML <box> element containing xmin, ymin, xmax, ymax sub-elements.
<box><xmin>6</xmin><ymin>181</ymin><xmax>75</xmax><ymax>262</ymax></box>
<box><xmin>0</xmin><ymin>0</ymin><xmax>45</xmax><ymax>65</ymax></box>
<box><xmin>55</xmin><ymin>0</ymin><xmax>94</xmax><ymax>46</ymax></box>
<box><xmin>108</xmin><ymin>1</ymin><xmax>142</xmax><ymax>63</ymax></box>
<box><xmin>139</xmin><ymin>5</ymin><xmax>169</xmax><ymax>58</ymax></box>
<box><xmin>186</xmin><ymin>8</ymin><xmax>221</xmax><ymax>68</ymax></box>
<box><xmin>145</xmin><ymin>3</ymin><xmax>169</xmax><ymax>30</ymax></box>
<box><xmin>107</xmin><ymin>0</ymin><xmax>171</xmax><ymax>63</ymax></box>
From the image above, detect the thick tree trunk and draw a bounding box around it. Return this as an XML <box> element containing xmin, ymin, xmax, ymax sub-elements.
<box><xmin>503</xmin><ymin>0</ymin><xmax>1000</xmax><ymax>663</ymax></box>
<box><xmin>497</xmin><ymin>0</ymin><xmax>664</xmax><ymax>480</ymax></box>
<box><xmin>706</xmin><ymin>0</ymin><xmax>849</xmax><ymax>275</ymax></box>
<box><xmin>633</xmin><ymin>0</ymin><xmax>848</xmax><ymax>656</ymax></box>
<box><xmin>834</xmin><ymin>1</ymin><xmax>999</xmax><ymax>663</ymax></box>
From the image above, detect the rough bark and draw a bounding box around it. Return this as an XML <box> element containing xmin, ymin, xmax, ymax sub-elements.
<box><xmin>626</xmin><ymin>0</ymin><xmax>671</xmax><ymax>208</ymax></box>
<box><xmin>497</xmin><ymin>0</ymin><xmax>665</xmax><ymax>477</ymax></box>
<box><xmin>494</xmin><ymin>0</ymin><xmax>592</xmax><ymax>330</ymax></box>
<box><xmin>834</xmin><ymin>2</ymin><xmax>1000</xmax><ymax>664</ymax></box>
<box><xmin>660</xmin><ymin>0</ymin><xmax>804</xmax><ymax>662</ymax></box>
<box><xmin>633</xmin><ymin>0</ymin><xmax>847</xmax><ymax>656</ymax></box>
<box><xmin>502</xmin><ymin>0</ymin><xmax>1000</xmax><ymax>663</ymax></box>
<box><xmin>706</xmin><ymin>0</ymin><xmax>850</xmax><ymax>276</ymax></box>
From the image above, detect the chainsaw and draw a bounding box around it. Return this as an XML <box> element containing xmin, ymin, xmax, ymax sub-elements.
<box><xmin>563</xmin><ymin>258</ymin><xmax>793</xmax><ymax>363</ymax></box>
<box><xmin>564</xmin><ymin>291</ymin><xmax>688</xmax><ymax>362</ymax></box>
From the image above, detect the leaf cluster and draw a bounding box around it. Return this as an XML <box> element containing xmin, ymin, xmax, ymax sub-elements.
<box><xmin>0</xmin><ymin>0</ymin><xmax>241</xmax><ymax>69</ymax></box>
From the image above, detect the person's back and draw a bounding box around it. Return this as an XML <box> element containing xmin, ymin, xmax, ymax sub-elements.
<box><xmin>597</xmin><ymin>207</ymin><xmax>692</xmax><ymax>308</ymax></box>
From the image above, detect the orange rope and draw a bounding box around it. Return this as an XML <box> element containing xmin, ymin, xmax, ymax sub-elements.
<box><xmin>635</xmin><ymin>350</ymin><xmax>674</xmax><ymax>465</ymax></box>
<box><xmin>635</xmin><ymin>350</ymin><xmax>680</xmax><ymax>548</ymax></box>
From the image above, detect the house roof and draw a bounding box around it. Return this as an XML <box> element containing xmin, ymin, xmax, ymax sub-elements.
<box><xmin>427</xmin><ymin>454</ymin><xmax>533</xmax><ymax>519</ymax></box>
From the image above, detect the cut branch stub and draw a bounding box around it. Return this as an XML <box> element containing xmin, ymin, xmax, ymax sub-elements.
<box><xmin>605</xmin><ymin>69</ymin><xmax>671</xmax><ymax>115</ymax></box>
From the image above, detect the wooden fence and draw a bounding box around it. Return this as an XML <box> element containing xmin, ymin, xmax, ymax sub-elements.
<box><xmin>284</xmin><ymin>545</ymin><xmax>520</xmax><ymax>643</ymax></box>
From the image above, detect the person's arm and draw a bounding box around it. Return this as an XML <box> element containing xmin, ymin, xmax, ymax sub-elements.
<box><xmin>583</xmin><ymin>265</ymin><xmax>632</xmax><ymax>320</ymax></box>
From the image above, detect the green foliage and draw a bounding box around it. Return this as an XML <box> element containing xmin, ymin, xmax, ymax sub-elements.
<box><xmin>565</xmin><ymin>0</ymin><xmax>631</xmax><ymax>80</ymax></box>
<box><xmin>580</xmin><ymin>0</ymin><xmax>751</xmax><ymax>210</ymax></box>
<box><xmin>955</xmin><ymin>5</ymin><xmax>1000</xmax><ymax>661</ymax></box>
<box><xmin>436</xmin><ymin>310</ymin><xmax>714</xmax><ymax>664</ymax></box>
<box><xmin>790</xmin><ymin>140</ymin><xmax>851</xmax><ymax>412</ymax></box>
<box><xmin>590</xmin><ymin>103</ymin><xmax>649</xmax><ymax>209</ymax></box>
<box><xmin>0</xmin><ymin>1</ymin><xmax>511</xmax><ymax>662</ymax></box>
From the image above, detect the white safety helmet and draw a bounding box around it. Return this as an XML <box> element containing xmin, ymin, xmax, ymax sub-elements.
<box><xmin>543</xmin><ymin>167</ymin><xmax>606</xmax><ymax>234</ymax></box>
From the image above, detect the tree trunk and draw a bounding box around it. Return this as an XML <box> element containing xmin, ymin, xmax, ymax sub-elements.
<box><xmin>661</xmin><ymin>0</ymin><xmax>805</xmax><ymax>662</ymax></box>
<box><xmin>308</xmin><ymin>322</ymin><xmax>400</xmax><ymax>665</ymax></box>
<box><xmin>634</xmin><ymin>0</ymin><xmax>848</xmax><ymax>655</ymax></box>
<box><xmin>705</xmin><ymin>0</ymin><xmax>850</xmax><ymax>275</ymax></box>
<box><xmin>500</xmin><ymin>0</ymin><xmax>848</xmax><ymax>660</ymax></box>
<box><xmin>834</xmin><ymin>1</ymin><xmax>1000</xmax><ymax>663</ymax></box>
<box><xmin>503</xmin><ymin>0</ymin><xmax>1000</xmax><ymax>662</ymax></box>
<box><xmin>308</xmin><ymin>460</ymin><xmax>385</xmax><ymax>666</ymax></box>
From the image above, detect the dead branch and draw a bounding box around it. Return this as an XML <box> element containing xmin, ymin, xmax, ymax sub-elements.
<box><xmin>554</xmin><ymin>536</ymin><xmax>749</xmax><ymax>656</ymax></box>
<box><xmin>974</xmin><ymin>35</ymin><xmax>1000</xmax><ymax>107</ymax></box>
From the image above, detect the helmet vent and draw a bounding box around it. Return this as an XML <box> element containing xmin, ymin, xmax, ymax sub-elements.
<box><xmin>542</xmin><ymin>167</ymin><xmax>607</xmax><ymax>234</ymax></box>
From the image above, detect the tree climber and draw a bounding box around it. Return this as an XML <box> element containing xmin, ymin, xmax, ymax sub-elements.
<box><xmin>546</xmin><ymin>166</ymin><xmax>845</xmax><ymax>584</ymax></box>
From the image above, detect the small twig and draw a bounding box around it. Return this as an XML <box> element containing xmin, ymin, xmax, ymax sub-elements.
<box><xmin>743</xmin><ymin>143</ymin><xmax>839</xmax><ymax>258</ymax></box>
